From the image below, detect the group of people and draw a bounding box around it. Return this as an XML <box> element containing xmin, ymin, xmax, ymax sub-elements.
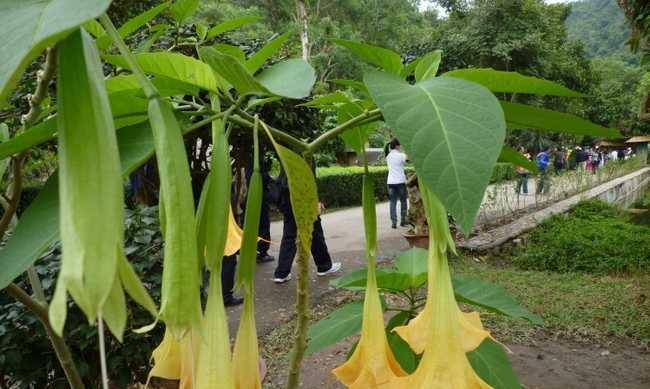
<box><xmin>222</xmin><ymin>138</ymin><xmax>411</xmax><ymax>306</ymax></box>
<box><xmin>515</xmin><ymin>144</ymin><xmax>635</xmax><ymax>196</ymax></box>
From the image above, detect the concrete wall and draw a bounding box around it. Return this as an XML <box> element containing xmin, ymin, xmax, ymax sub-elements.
<box><xmin>461</xmin><ymin>167</ymin><xmax>650</xmax><ymax>251</ymax></box>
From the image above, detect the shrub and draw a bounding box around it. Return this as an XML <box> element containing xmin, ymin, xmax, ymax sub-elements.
<box><xmin>316</xmin><ymin>163</ymin><xmax>515</xmax><ymax>208</ymax></box>
<box><xmin>514</xmin><ymin>200</ymin><xmax>650</xmax><ymax>274</ymax></box>
<box><xmin>0</xmin><ymin>206</ymin><xmax>164</xmax><ymax>388</ymax></box>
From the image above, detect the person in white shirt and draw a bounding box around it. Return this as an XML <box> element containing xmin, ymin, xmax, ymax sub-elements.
<box><xmin>385</xmin><ymin>138</ymin><xmax>408</xmax><ymax>228</ymax></box>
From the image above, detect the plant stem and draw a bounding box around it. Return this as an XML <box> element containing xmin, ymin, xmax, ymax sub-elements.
<box><xmin>228</xmin><ymin>113</ymin><xmax>309</xmax><ymax>153</ymax></box>
<box><xmin>307</xmin><ymin>108</ymin><xmax>382</xmax><ymax>152</ymax></box>
<box><xmin>99</xmin><ymin>14</ymin><xmax>158</xmax><ymax>100</ymax></box>
<box><xmin>286</xmin><ymin>242</ymin><xmax>310</xmax><ymax>389</ymax></box>
<box><xmin>97</xmin><ymin>314</ymin><xmax>109</xmax><ymax>389</ymax></box>
<box><xmin>5</xmin><ymin>284</ymin><xmax>85</xmax><ymax>389</ymax></box>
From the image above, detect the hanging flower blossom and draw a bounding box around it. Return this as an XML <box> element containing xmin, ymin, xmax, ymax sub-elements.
<box><xmin>332</xmin><ymin>267</ymin><xmax>407</xmax><ymax>387</ymax></box>
<box><xmin>389</xmin><ymin>246</ymin><xmax>494</xmax><ymax>389</ymax></box>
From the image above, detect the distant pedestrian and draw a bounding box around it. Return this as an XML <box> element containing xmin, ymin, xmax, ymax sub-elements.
<box><xmin>554</xmin><ymin>147</ymin><xmax>566</xmax><ymax>174</ymax></box>
<box><xmin>536</xmin><ymin>146</ymin><xmax>551</xmax><ymax>195</ymax></box>
<box><xmin>273</xmin><ymin>168</ymin><xmax>341</xmax><ymax>284</ymax></box>
<box><xmin>515</xmin><ymin>146</ymin><xmax>531</xmax><ymax>195</ymax></box>
<box><xmin>385</xmin><ymin>138</ymin><xmax>408</xmax><ymax>229</ymax></box>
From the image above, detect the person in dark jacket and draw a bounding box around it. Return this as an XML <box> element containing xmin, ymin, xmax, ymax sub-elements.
<box><xmin>272</xmin><ymin>168</ymin><xmax>341</xmax><ymax>283</ymax></box>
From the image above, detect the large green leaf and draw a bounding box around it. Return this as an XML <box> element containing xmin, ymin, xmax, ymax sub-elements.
<box><xmin>201</xmin><ymin>48</ymin><xmax>315</xmax><ymax>99</ymax></box>
<box><xmin>256</xmin><ymin>59</ymin><xmax>316</xmax><ymax>99</ymax></box>
<box><xmin>330</xmin><ymin>268</ymin><xmax>411</xmax><ymax>292</ymax></box>
<box><xmin>0</xmin><ymin>0</ymin><xmax>111</xmax><ymax>106</ymax></box>
<box><xmin>301</xmin><ymin>91</ymin><xmax>350</xmax><ymax>108</ymax></box>
<box><xmin>205</xmin><ymin>15</ymin><xmax>261</xmax><ymax>39</ymax></box>
<box><xmin>415</xmin><ymin>50</ymin><xmax>442</xmax><ymax>82</ymax></box>
<box><xmin>452</xmin><ymin>275</ymin><xmax>543</xmax><ymax>324</ymax></box>
<box><xmin>106</xmin><ymin>74</ymin><xmax>199</xmax><ymax>97</ymax></box>
<box><xmin>444</xmin><ymin>68</ymin><xmax>582</xmax><ymax>97</ymax></box>
<box><xmin>246</xmin><ymin>31</ymin><xmax>292</xmax><ymax>74</ymax></box>
<box><xmin>96</xmin><ymin>2</ymin><xmax>169</xmax><ymax>50</ymax></box>
<box><xmin>104</xmin><ymin>52</ymin><xmax>219</xmax><ymax>92</ymax></box>
<box><xmin>169</xmin><ymin>0</ymin><xmax>198</xmax><ymax>23</ymax></box>
<box><xmin>498</xmin><ymin>145</ymin><xmax>539</xmax><ymax>175</ymax></box>
<box><xmin>305</xmin><ymin>301</ymin><xmax>363</xmax><ymax>356</ymax></box>
<box><xmin>501</xmin><ymin>101</ymin><xmax>620</xmax><ymax>138</ymax></box>
<box><xmin>387</xmin><ymin>331</ymin><xmax>418</xmax><ymax>374</ymax></box>
<box><xmin>213</xmin><ymin>43</ymin><xmax>246</xmax><ymax>62</ymax></box>
<box><xmin>365</xmin><ymin>71</ymin><xmax>506</xmax><ymax>234</ymax></box>
<box><xmin>331</xmin><ymin>39</ymin><xmax>404</xmax><ymax>75</ymax></box>
<box><xmin>394</xmin><ymin>248</ymin><xmax>428</xmax><ymax>288</ymax></box>
<box><xmin>468</xmin><ymin>339</ymin><xmax>521</xmax><ymax>389</ymax></box>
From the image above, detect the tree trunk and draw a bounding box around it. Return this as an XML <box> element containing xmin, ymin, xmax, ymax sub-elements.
<box><xmin>296</xmin><ymin>0</ymin><xmax>310</xmax><ymax>62</ymax></box>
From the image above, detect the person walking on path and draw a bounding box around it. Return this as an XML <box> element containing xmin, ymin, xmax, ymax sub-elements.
<box><xmin>273</xmin><ymin>168</ymin><xmax>341</xmax><ymax>284</ymax></box>
<box><xmin>515</xmin><ymin>146</ymin><xmax>531</xmax><ymax>195</ymax></box>
<box><xmin>536</xmin><ymin>146</ymin><xmax>551</xmax><ymax>195</ymax></box>
<box><xmin>554</xmin><ymin>147</ymin><xmax>566</xmax><ymax>174</ymax></box>
<box><xmin>385</xmin><ymin>138</ymin><xmax>408</xmax><ymax>228</ymax></box>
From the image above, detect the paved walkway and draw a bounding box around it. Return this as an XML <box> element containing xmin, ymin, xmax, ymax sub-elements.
<box><xmin>226</xmin><ymin>166</ymin><xmax>636</xmax><ymax>334</ymax></box>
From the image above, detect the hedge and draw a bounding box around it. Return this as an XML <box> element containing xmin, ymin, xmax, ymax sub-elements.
<box><xmin>316</xmin><ymin>163</ymin><xmax>515</xmax><ymax>208</ymax></box>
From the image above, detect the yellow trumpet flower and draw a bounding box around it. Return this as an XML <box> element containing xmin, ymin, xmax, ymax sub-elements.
<box><xmin>389</xmin><ymin>246</ymin><xmax>494</xmax><ymax>389</ymax></box>
<box><xmin>332</xmin><ymin>267</ymin><xmax>407</xmax><ymax>388</ymax></box>
<box><xmin>146</xmin><ymin>209</ymin><xmax>243</xmax><ymax>388</ymax></box>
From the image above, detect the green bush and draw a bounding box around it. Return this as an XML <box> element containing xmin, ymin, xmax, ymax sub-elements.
<box><xmin>316</xmin><ymin>163</ymin><xmax>515</xmax><ymax>208</ymax></box>
<box><xmin>514</xmin><ymin>200</ymin><xmax>650</xmax><ymax>274</ymax></box>
<box><xmin>0</xmin><ymin>206</ymin><xmax>164</xmax><ymax>388</ymax></box>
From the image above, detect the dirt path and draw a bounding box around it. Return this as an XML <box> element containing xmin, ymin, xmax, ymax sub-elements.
<box><xmin>287</xmin><ymin>334</ymin><xmax>650</xmax><ymax>388</ymax></box>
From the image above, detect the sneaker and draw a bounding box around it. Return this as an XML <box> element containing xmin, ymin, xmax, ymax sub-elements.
<box><xmin>273</xmin><ymin>273</ymin><xmax>292</xmax><ymax>283</ymax></box>
<box><xmin>391</xmin><ymin>223</ymin><xmax>397</xmax><ymax>229</ymax></box>
<box><xmin>257</xmin><ymin>254</ymin><xmax>275</xmax><ymax>264</ymax></box>
<box><xmin>223</xmin><ymin>295</ymin><xmax>244</xmax><ymax>307</ymax></box>
<box><xmin>317</xmin><ymin>262</ymin><xmax>342</xmax><ymax>276</ymax></box>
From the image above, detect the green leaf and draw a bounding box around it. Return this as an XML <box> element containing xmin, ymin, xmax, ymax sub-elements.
<box><xmin>501</xmin><ymin>101</ymin><xmax>620</xmax><ymax>138</ymax></box>
<box><xmin>256</xmin><ymin>59</ymin><xmax>316</xmax><ymax>99</ymax></box>
<box><xmin>53</xmin><ymin>28</ymin><xmax>124</xmax><ymax>326</ymax></box>
<box><xmin>330</xmin><ymin>268</ymin><xmax>412</xmax><ymax>292</ymax></box>
<box><xmin>106</xmin><ymin>74</ymin><xmax>199</xmax><ymax>97</ymax></box>
<box><xmin>331</xmin><ymin>39</ymin><xmax>404</xmax><ymax>75</ymax></box>
<box><xmin>300</xmin><ymin>91</ymin><xmax>350</xmax><ymax>108</ymax></box>
<box><xmin>0</xmin><ymin>118</ymin><xmax>56</xmax><ymax>161</ymax></box>
<box><xmin>387</xmin><ymin>331</ymin><xmax>417</xmax><ymax>374</ymax></box>
<box><xmin>200</xmin><ymin>47</ymin><xmax>266</xmax><ymax>94</ymax></box>
<box><xmin>213</xmin><ymin>43</ymin><xmax>246</xmax><ymax>62</ymax></box>
<box><xmin>337</xmin><ymin>102</ymin><xmax>377</xmax><ymax>154</ymax></box>
<box><xmin>305</xmin><ymin>301</ymin><xmax>363</xmax><ymax>356</ymax></box>
<box><xmin>415</xmin><ymin>50</ymin><xmax>442</xmax><ymax>81</ymax></box>
<box><xmin>365</xmin><ymin>71</ymin><xmax>506</xmax><ymax>234</ymax></box>
<box><xmin>444</xmin><ymin>68</ymin><xmax>582</xmax><ymax>97</ymax></box>
<box><xmin>96</xmin><ymin>2</ymin><xmax>169</xmax><ymax>50</ymax></box>
<box><xmin>330</xmin><ymin>79</ymin><xmax>370</xmax><ymax>96</ymax></box>
<box><xmin>195</xmin><ymin>22</ymin><xmax>208</xmax><ymax>40</ymax></box>
<box><xmin>118</xmin><ymin>252</ymin><xmax>157</xmax><ymax>316</ymax></box>
<box><xmin>498</xmin><ymin>145</ymin><xmax>539</xmax><ymax>174</ymax></box>
<box><xmin>273</xmin><ymin>145</ymin><xmax>319</xmax><ymax>252</ymax></box>
<box><xmin>394</xmin><ymin>247</ymin><xmax>428</xmax><ymax>288</ymax></box>
<box><xmin>452</xmin><ymin>275</ymin><xmax>543</xmax><ymax>324</ymax></box>
<box><xmin>247</xmin><ymin>96</ymin><xmax>282</xmax><ymax>109</ymax></box>
<box><xmin>147</xmin><ymin>97</ymin><xmax>201</xmax><ymax>335</ymax></box>
<box><xmin>102</xmin><ymin>275</ymin><xmax>127</xmax><ymax>342</ymax></box>
<box><xmin>0</xmin><ymin>0</ymin><xmax>111</xmax><ymax>106</ymax></box>
<box><xmin>104</xmin><ymin>52</ymin><xmax>219</xmax><ymax>92</ymax></box>
<box><xmin>135</xmin><ymin>24</ymin><xmax>169</xmax><ymax>53</ymax></box>
<box><xmin>205</xmin><ymin>15</ymin><xmax>261</xmax><ymax>39</ymax></box>
<box><xmin>84</xmin><ymin>20</ymin><xmax>106</xmax><ymax>37</ymax></box>
<box><xmin>468</xmin><ymin>339</ymin><xmax>521</xmax><ymax>389</ymax></box>
<box><xmin>170</xmin><ymin>0</ymin><xmax>199</xmax><ymax>23</ymax></box>
<box><xmin>246</xmin><ymin>31</ymin><xmax>292</xmax><ymax>73</ymax></box>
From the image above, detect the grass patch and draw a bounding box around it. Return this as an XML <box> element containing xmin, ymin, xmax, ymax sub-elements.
<box><xmin>452</xmin><ymin>256</ymin><xmax>650</xmax><ymax>347</ymax></box>
<box><xmin>513</xmin><ymin>200</ymin><xmax>650</xmax><ymax>274</ymax></box>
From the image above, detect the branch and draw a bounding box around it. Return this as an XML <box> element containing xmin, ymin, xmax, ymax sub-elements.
<box><xmin>21</xmin><ymin>48</ymin><xmax>57</xmax><ymax>126</ymax></box>
<box><xmin>228</xmin><ymin>113</ymin><xmax>309</xmax><ymax>153</ymax></box>
<box><xmin>307</xmin><ymin>109</ymin><xmax>382</xmax><ymax>152</ymax></box>
<box><xmin>4</xmin><ymin>284</ymin><xmax>84</xmax><ymax>389</ymax></box>
<box><xmin>0</xmin><ymin>151</ymin><xmax>26</xmax><ymax>238</ymax></box>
